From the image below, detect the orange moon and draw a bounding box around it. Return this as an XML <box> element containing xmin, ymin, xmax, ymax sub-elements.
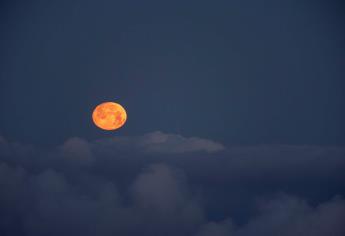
<box><xmin>92</xmin><ymin>102</ymin><xmax>127</xmax><ymax>130</ymax></box>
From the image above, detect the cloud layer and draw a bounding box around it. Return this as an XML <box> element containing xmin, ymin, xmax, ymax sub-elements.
<box><xmin>0</xmin><ymin>132</ymin><xmax>344</xmax><ymax>236</ymax></box>
<box><xmin>93</xmin><ymin>131</ymin><xmax>225</xmax><ymax>153</ymax></box>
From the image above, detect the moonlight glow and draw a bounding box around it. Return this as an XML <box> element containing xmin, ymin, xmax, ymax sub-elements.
<box><xmin>92</xmin><ymin>102</ymin><xmax>127</xmax><ymax>130</ymax></box>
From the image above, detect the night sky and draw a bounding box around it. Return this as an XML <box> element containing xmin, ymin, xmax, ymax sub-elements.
<box><xmin>1</xmin><ymin>0</ymin><xmax>345</xmax><ymax>236</ymax></box>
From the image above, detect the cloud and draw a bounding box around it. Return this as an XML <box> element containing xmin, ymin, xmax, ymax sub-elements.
<box><xmin>0</xmin><ymin>136</ymin><xmax>10</xmax><ymax>158</ymax></box>
<box><xmin>195</xmin><ymin>194</ymin><xmax>345</xmax><ymax>236</ymax></box>
<box><xmin>94</xmin><ymin>131</ymin><xmax>225</xmax><ymax>154</ymax></box>
<box><xmin>129</xmin><ymin>163</ymin><xmax>204</xmax><ymax>235</ymax></box>
<box><xmin>195</xmin><ymin>219</ymin><xmax>235</xmax><ymax>236</ymax></box>
<box><xmin>0</xmin><ymin>132</ymin><xmax>344</xmax><ymax>235</ymax></box>
<box><xmin>60</xmin><ymin>137</ymin><xmax>94</xmax><ymax>164</ymax></box>
<box><xmin>131</xmin><ymin>164</ymin><xmax>190</xmax><ymax>212</ymax></box>
<box><xmin>234</xmin><ymin>194</ymin><xmax>345</xmax><ymax>236</ymax></box>
<box><xmin>0</xmin><ymin>161</ymin><xmax>203</xmax><ymax>236</ymax></box>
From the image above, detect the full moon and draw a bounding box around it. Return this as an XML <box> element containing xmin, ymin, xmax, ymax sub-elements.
<box><xmin>92</xmin><ymin>102</ymin><xmax>127</xmax><ymax>131</ymax></box>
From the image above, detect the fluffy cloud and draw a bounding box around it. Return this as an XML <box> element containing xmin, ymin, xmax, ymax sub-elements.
<box><xmin>60</xmin><ymin>137</ymin><xmax>94</xmax><ymax>164</ymax></box>
<box><xmin>234</xmin><ymin>194</ymin><xmax>345</xmax><ymax>236</ymax></box>
<box><xmin>94</xmin><ymin>131</ymin><xmax>225</xmax><ymax>154</ymax></box>
<box><xmin>196</xmin><ymin>219</ymin><xmax>235</xmax><ymax>236</ymax></box>
<box><xmin>0</xmin><ymin>162</ymin><xmax>203</xmax><ymax>236</ymax></box>
<box><xmin>196</xmin><ymin>195</ymin><xmax>345</xmax><ymax>236</ymax></box>
<box><xmin>0</xmin><ymin>132</ymin><xmax>344</xmax><ymax>236</ymax></box>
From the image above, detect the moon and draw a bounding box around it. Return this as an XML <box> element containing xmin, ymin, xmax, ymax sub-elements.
<box><xmin>92</xmin><ymin>102</ymin><xmax>127</xmax><ymax>130</ymax></box>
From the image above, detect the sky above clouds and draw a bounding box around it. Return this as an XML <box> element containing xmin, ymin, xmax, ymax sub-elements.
<box><xmin>1</xmin><ymin>0</ymin><xmax>345</xmax><ymax>145</ymax></box>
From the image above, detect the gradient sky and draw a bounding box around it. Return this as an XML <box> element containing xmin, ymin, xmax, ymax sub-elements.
<box><xmin>1</xmin><ymin>0</ymin><xmax>344</xmax><ymax>146</ymax></box>
<box><xmin>0</xmin><ymin>1</ymin><xmax>345</xmax><ymax>236</ymax></box>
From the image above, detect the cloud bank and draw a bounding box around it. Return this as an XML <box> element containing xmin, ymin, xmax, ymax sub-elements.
<box><xmin>0</xmin><ymin>132</ymin><xmax>344</xmax><ymax>236</ymax></box>
<box><xmin>93</xmin><ymin>131</ymin><xmax>225</xmax><ymax>153</ymax></box>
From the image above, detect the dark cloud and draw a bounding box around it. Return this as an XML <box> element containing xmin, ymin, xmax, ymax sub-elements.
<box><xmin>60</xmin><ymin>137</ymin><xmax>94</xmax><ymax>164</ymax></box>
<box><xmin>235</xmin><ymin>194</ymin><xmax>345</xmax><ymax>236</ymax></box>
<box><xmin>0</xmin><ymin>132</ymin><xmax>344</xmax><ymax>235</ymax></box>
<box><xmin>196</xmin><ymin>195</ymin><xmax>345</xmax><ymax>236</ymax></box>
<box><xmin>196</xmin><ymin>219</ymin><xmax>235</xmax><ymax>236</ymax></box>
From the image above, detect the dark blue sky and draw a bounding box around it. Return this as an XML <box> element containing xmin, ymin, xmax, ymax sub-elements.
<box><xmin>1</xmin><ymin>0</ymin><xmax>344</xmax><ymax>145</ymax></box>
<box><xmin>1</xmin><ymin>1</ymin><xmax>345</xmax><ymax>236</ymax></box>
